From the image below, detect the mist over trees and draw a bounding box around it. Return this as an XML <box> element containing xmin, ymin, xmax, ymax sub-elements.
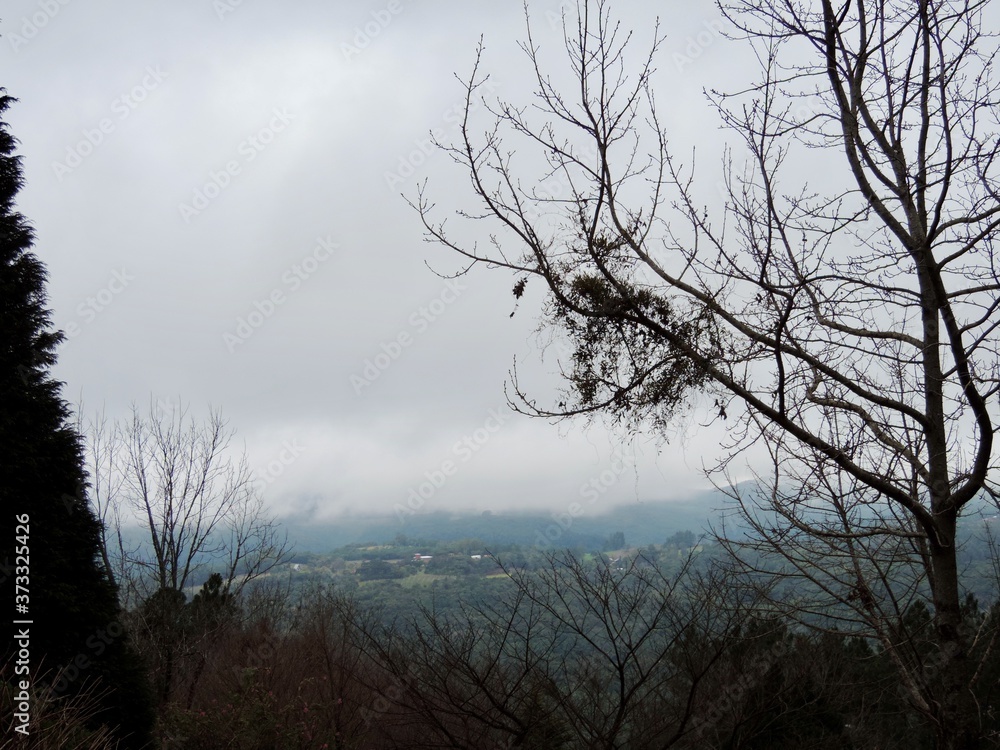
<box><xmin>82</xmin><ymin>401</ymin><xmax>290</xmax><ymax>607</ymax></box>
<box><xmin>5</xmin><ymin>0</ymin><xmax>1000</xmax><ymax>748</ymax></box>
<box><xmin>414</xmin><ymin>0</ymin><xmax>1000</xmax><ymax>746</ymax></box>
<box><xmin>80</xmin><ymin>400</ymin><xmax>291</xmax><ymax>706</ymax></box>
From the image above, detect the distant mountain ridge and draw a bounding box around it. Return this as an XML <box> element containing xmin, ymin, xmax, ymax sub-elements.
<box><xmin>280</xmin><ymin>495</ymin><xmax>724</xmax><ymax>554</ymax></box>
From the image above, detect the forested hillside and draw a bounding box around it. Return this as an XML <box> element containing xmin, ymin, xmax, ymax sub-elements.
<box><xmin>128</xmin><ymin>528</ymin><xmax>1000</xmax><ymax>748</ymax></box>
<box><xmin>8</xmin><ymin>0</ymin><xmax>1000</xmax><ymax>746</ymax></box>
<box><xmin>279</xmin><ymin>495</ymin><xmax>720</xmax><ymax>552</ymax></box>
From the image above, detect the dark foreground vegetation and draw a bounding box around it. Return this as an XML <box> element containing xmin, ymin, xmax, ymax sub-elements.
<box><xmin>8</xmin><ymin>530</ymin><xmax>1000</xmax><ymax>749</ymax></box>
<box><xmin>7</xmin><ymin>0</ymin><xmax>1000</xmax><ymax>744</ymax></box>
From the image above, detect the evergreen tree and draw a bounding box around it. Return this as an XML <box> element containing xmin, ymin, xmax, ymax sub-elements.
<box><xmin>603</xmin><ymin>530</ymin><xmax>626</xmax><ymax>551</ymax></box>
<box><xmin>0</xmin><ymin>92</ymin><xmax>154</xmax><ymax>747</ymax></box>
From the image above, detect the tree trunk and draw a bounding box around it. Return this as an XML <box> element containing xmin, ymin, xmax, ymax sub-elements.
<box><xmin>929</xmin><ymin>519</ymin><xmax>980</xmax><ymax>749</ymax></box>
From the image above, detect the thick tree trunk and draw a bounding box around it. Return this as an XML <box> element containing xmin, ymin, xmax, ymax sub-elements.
<box><xmin>929</xmin><ymin>520</ymin><xmax>980</xmax><ymax>750</ymax></box>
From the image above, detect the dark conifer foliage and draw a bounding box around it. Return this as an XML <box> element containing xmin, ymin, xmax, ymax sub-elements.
<box><xmin>0</xmin><ymin>92</ymin><xmax>154</xmax><ymax>747</ymax></box>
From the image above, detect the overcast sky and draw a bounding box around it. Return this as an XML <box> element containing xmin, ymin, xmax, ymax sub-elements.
<box><xmin>2</xmin><ymin>0</ymin><xmax>759</xmax><ymax>522</ymax></box>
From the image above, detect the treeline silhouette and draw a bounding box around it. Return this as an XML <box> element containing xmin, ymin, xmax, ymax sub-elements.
<box><xmin>131</xmin><ymin>547</ymin><xmax>1000</xmax><ymax>749</ymax></box>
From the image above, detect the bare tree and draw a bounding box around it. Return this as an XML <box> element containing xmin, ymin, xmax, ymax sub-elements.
<box><xmin>415</xmin><ymin>1</ymin><xmax>1000</xmax><ymax>745</ymax></box>
<box><xmin>83</xmin><ymin>400</ymin><xmax>291</xmax><ymax>704</ymax></box>
<box><xmin>348</xmin><ymin>551</ymin><xmax>761</xmax><ymax>749</ymax></box>
<box><xmin>84</xmin><ymin>399</ymin><xmax>290</xmax><ymax>605</ymax></box>
<box><xmin>82</xmin><ymin>407</ymin><xmax>131</xmax><ymax>593</ymax></box>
